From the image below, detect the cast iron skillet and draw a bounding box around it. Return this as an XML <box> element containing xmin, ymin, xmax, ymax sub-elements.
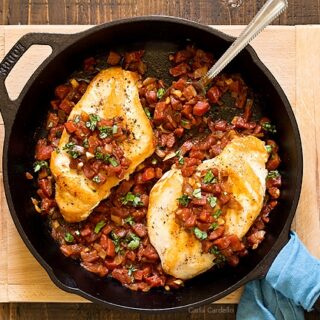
<box><xmin>0</xmin><ymin>16</ymin><xmax>302</xmax><ymax>312</ymax></box>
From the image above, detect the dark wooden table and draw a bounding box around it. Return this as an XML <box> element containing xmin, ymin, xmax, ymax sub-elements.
<box><xmin>0</xmin><ymin>1</ymin><xmax>319</xmax><ymax>319</ymax></box>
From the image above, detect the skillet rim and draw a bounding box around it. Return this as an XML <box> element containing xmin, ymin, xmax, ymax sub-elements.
<box><xmin>1</xmin><ymin>15</ymin><xmax>303</xmax><ymax>312</ymax></box>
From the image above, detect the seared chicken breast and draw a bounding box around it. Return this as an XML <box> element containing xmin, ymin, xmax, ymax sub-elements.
<box><xmin>50</xmin><ymin>67</ymin><xmax>155</xmax><ymax>222</ymax></box>
<box><xmin>147</xmin><ymin>135</ymin><xmax>268</xmax><ymax>280</ymax></box>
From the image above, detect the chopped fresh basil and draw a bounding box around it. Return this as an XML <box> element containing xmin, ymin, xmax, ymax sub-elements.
<box><xmin>92</xmin><ymin>175</ymin><xmax>101</xmax><ymax>184</ymax></box>
<box><xmin>33</xmin><ymin>160</ymin><xmax>48</xmax><ymax>173</ymax></box>
<box><xmin>192</xmin><ymin>188</ymin><xmax>202</xmax><ymax>199</ymax></box>
<box><xmin>64</xmin><ymin>232</ymin><xmax>74</xmax><ymax>243</ymax></box>
<box><xmin>111</xmin><ymin>231</ymin><xmax>122</xmax><ymax>253</ymax></box>
<box><xmin>63</xmin><ymin>142</ymin><xmax>80</xmax><ymax>159</ymax></box>
<box><xmin>95</xmin><ymin>151</ymin><xmax>104</xmax><ymax>160</ymax></box>
<box><xmin>126</xmin><ymin>233</ymin><xmax>140</xmax><ymax>250</ymax></box>
<box><xmin>144</xmin><ymin>107</ymin><xmax>151</xmax><ymax>119</ymax></box>
<box><xmin>209</xmin><ymin>222</ymin><xmax>219</xmax><ymax>230</ymax></box>
<box><xmin>121</xmin><ymin>192</ymin><xmax>143</xmax><ymax>207</ymax></box>
<box><xmin>213</xmin><ymin>209</ymin><xmax>222</xmax><ymax>219</ymax></box>
<box><xmin>209</xmin><ymin>245</ymin><xmax>226</xmax><ymax>263</ymax></box>
<box><xmin>157</xmin><ymin>88</ymin><xmax>166</xmax><ymax>99</ymax></box>
<box><xmin>208</xmin><ymin>196</ymin><xmax>217</xmax><ymax>208</ymax></box>
<box><xmin>86</xmin><ymin>114</ymin><xmax>100</xmax><ymax>131</ymax></box>
<box><xmin>181</xmin><ymin>119</ymin><xmax>189</xmax><ymax>126</ymax></box>
<box><xmin>108</xmin><ymin>157</ymin><xmax>118</xmax><ymax>167</ymax></box>
<box><xmin>265</xmin><ymin>145</ymin><xmax>272</xmax><ymax>153</ymax></box>
<box><xmin>203</xmin><ymin>170</ymin><xmax>217</xmax><ymax>184</ymax></box>
<box><xmin>98</xmin><ymin>125</ymin><xmax>113</xmax><ymax>139</ymax></box>
<box><xmin>177</xmin><ymin>194</ymin><xmax>191</xmax><ymax>207</ymax></box>
<box><xmin>175</xmin><ymin>150</ymin><xmax>184</xmax><ymax>164</ymax></box>
<box><xmin>82</xmin><ymin>138</ymin><xmax>89</xmax><ymax>148</ymax></box>
<box><xmin>124</xmin><ymin>216</ymin><xmax>135</xmax><ymax>226</ymax></box>
<box><xmin>94</xmin><ymin>221</ymin><xmax>106</xmax><ymax>233</ymax></box>
<box><xmin>74</xmin><ymin>115</ymin><xmax>80</xmax><ymax>123</ymax></box>
<box><xmin>267</xmin><ymin>170</ymin><xmax>280</xmax><ymax>179</ymax></box>
<box><xmin>193</xmin><ymin>227</ymin><xmax>207</xmax><ymax>240</ymax></box>
<box><xmin>262</xmin><ymin>122</ymin><xmax>277</xmax><ymax>133</ymax></box>
<box><xmin>127</xmin><ymin>265</ymin><xmax>137</xmax><ymax>276</ymax></box>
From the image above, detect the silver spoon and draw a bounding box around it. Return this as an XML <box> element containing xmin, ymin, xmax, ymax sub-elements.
<box><xmin>196</xmin><ymin>0</ymin><xmax>288</xmax><ymax>93</ymax></box>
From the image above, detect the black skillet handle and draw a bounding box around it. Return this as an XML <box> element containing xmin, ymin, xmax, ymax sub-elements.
<box><xmin>0</xmin><ymin>32</ymin><xmax>72</xmax><ymax>128</ymax></box>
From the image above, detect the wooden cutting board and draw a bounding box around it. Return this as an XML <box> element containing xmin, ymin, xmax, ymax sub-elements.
<box><xmin>0</xmin><ymin>25</ymin><xmax>319</xmax><ymax>303</ymax></box>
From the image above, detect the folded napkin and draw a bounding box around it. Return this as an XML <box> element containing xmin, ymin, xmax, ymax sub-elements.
<box><xmin>237</xmin><ymin>231</ymin><xmax>320</xmax><ymax>320</ymax></box>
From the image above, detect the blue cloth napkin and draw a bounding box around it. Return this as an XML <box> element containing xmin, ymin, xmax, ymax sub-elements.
<box><xmin>237</xmin><ymin>231</ymin><xmax>320</xmax><ymax>320</ymax></box>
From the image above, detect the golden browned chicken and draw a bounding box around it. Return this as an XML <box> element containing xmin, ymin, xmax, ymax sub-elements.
<box><xmin>50</xmin><ymin>67</ymin><xmax>155</xmax><ymax>222</ymax></box>
<box><xmin>147</xmin><ymin>135</ymin><xmax>268</xmax><ymax>280</ymax></box>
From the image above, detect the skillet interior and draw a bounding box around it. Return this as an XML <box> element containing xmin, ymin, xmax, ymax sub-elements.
<box><xmin>4</xmin><ymin>17</ymin><xmax>302</xmax><ymax>311</ymax></box>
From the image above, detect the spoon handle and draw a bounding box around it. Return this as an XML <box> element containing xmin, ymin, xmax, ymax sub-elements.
<box><xmin>200</xmin><ymin>0</ymin><xmax>288</xmax><ymax>87</ymax></box>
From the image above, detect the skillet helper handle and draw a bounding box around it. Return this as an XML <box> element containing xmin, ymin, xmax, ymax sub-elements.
<box><xmin>0</xmin><ymin>32</ymin><xmax>71</xmax><ymax>126</ymax></box>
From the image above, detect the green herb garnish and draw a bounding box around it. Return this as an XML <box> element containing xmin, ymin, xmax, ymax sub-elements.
<box><xmin>86</xmin><ymin>114</ymin><xmax>100</xmax><ymax>131</ymax></box>
<box><xmin>82</xmin><ymin>138</ymin><xmax>89</xmax><ymax>148</ymax></box>
<box><xmin>121</xmin><ymin>192</ymin><xmax>143</xmax><ymax>207</ymax></box>
<box><xmin>92</xmin><ymin>175</ymin><xmax>101</xmax><ymax>184</ymax></box>
<box><xmin>208</xmin><ymin>196</ymin><xmax>217</xmax><ymax>208</ymax></box>
<box><xmin>203</xmin><ymin>170</ymin><xmax>217</xmax><ymax>184</ymax></box>
<box><xmin>63</xmin><ymin>142</ymin><xmax>81</xmax><ymax>159</ymax></box>
<box><xmin>157</xmin><ymin>88</ymin><xmax>166</xmax><ymax>99</ymax></box>
<box><xmin>267</xmin><ymin>170</ymin><xmax>280</xmax><ymax>179</ymax></box>
<box><xmin>124</xmin><ymin>216</ymin><xmax>135</xmax><ymax>226</ymax></box>
<box><xmin>213</xmin><ymin>209</ymin><xmax>222</xmax><ymax>219</ymax></box>
<box><xmin>209</xmin><ymin>246</ymin><xmax>226</xmax><ymax>264</ymax></box>
<box><xmin>108</xmin><ymin>157</ymin><xmax>118</xmax><ymax>167</ymax></box>
<box><xmin>177</xmin><ymin>194</ymin><xmax>191</xmax><ymax>207</ymax></box>
<box><xmin>175</xmin><ymin>150</ymin><xmax>184</xmax><ymax>164</ymax></box>
<box><xmin>262</xmin><ymin>122</ymin><xmax>277</xmax><ymax>133</ymax></box>
<box><xmin>111</xmin><ymin>231</ymin><xmax>122</xmax><ymax>253</ymax></box>
<box><xmin>94</xmin><ymin>221</ymin><xmax>106</xmax><ymax>233</ymax></box>
<box><xmin>193</xmin><ymin>227</ymin><xmax>207</xmax><ymax>240</ymax></box>
<box><xmin>151</xmin><ymin>158</ymin><xmax>157</xmax><ymax>165</ymax></box>
<box><xmin>33</xmin><ymin>160</ymin><xmax>48</xmax><ymax>173</ymax></box>
<box><xmin>209</xmin><ymin>222</ymin><xmax>219</xmax><ymax>230</ymax></box>
<box><xmin>265</xmin><ymin>145</ymin><xmax>272</xmax><ymax>153</ymax></box>
<box><xmin>144</xmin><ymin>107</ymin><xmax>151</xmax><ymax>119</ymax></box>
<box><xmin>127</xmin><ymin>265</ymin><xmax>137</xmax><ymax>276</ymax></box>
<box><xmin>64</xmin><ymin>232</ymin><xmax>74</xmax><ymax>243</ymax></box>
<box><xmin>98</xmin><ymin>125</ymin><xmax>113</xmax><ymax>139</ymax></box>
<box><xmin>74</xmin><ymin>115</ymin><xmax>80</xmax><ymax>123</ymax></box>
<box><xmin>181</xmin><ymin>119</ymin><xmax>189</xmax><ymax>126</ymax></box>
<box><xmin>192</xmin><ymin>188</ymin><xmax>202</xmax><ymax>199</ymax></box>
<box><xmin>126</xmin><ymin>233</ymin><xmax>140</xmax><ymax>250</ymax></box>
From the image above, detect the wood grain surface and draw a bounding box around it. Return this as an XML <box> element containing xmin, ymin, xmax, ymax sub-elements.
<box><xmin>0</xmin><ymin>0</ymin><xmax>320</xmax><ymax>25</ymax></box>
<box><xmin>0</xmin><ymin>0</ymin><xmax>320</xmax><ymax>319</ymax></box>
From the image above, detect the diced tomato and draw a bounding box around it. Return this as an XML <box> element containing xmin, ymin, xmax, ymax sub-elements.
<box><xmin>112</xmin><ymin>268</ymin><xmax>132</xmax><ymax>285</ymax></box>
<box><xmin>169</xmin><ymin>62</ymin><xmax>190</xmax><ymax>77</ymax></box>
<box><xmin>55</xmin><ymin>84</ymin><xmax>70</xmax><ymax>100</ymax></box>
<box><xmin>59</xmin><ymin>99</ymin><xmax>74</xmax><ymax>114</ymax></box>
<box><xmin>153</xmin><ymin>102</ymin><xmax>167</xmax><ymax>123</ymax></box>
<box><xmin>35</xmin><ymin>139</ymin><xmax>54</xmax><ymax>160</ymax></box>
<box><xmin>145</xmin><ymin>274</ymin><xmax>165</xmax><ymax>287</ymax></box>
<box><xmin>132</xmin><ymin>223</ymin><xmax>147</xmax><ymax>238</ymax></box>
<box><xmin>80</xmin><ymin>250</ymin><xmax>100</xmax><ymax>263</ymax></box>
<box><xmin>142</xmin><ymin>168</ymin><xmax>155</xmax><ymax>182</ymax></box>
<box><xmin>100</xmin><ymin>235</ymin><xmax>116</xmax><ymax>258</ymax></box>
<box><xmin>81</xmin><ymin>262</ymin><xmax>108</xmax><ymax>277</ymax></box>
<box><xmin>193</xmin><ymin>101</ymin><xmax>210</xmax><ymax>116</ymax></box>
<box><xmin>207</xmin><ymin>86</ymin><xmax>221</xmax><ymax>104</ymax></box>
<box><xmin>46</xmin><ymin>112</ymin><xmax>59</xmax><ymax>129</ymax></box>
<box><xmin>38</xmin><ymin>178</ymin><xmax>52</xmax><ymax>198</ymax></box>
<box><xmin>64</xmin><ymin>120</ymin><xmax>78</xmax><ymax>133</ymax></box>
